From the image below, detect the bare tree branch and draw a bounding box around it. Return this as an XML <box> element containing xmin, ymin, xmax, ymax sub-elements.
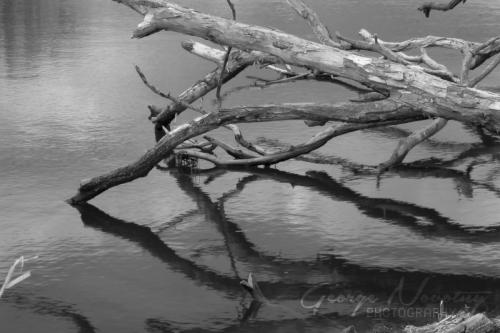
<box><xmin>286</xmin><ymin>0</ymin><xmax>341</xmax><ymax>48</ymax></box>
<box><xmin>179</xmin><ymin>119</ymin><xmax>425</xmax><ymax>167</ymax></box>
<box><xmin>215</xmin><ymin>0</ymin><xmax>237</xmax><ymax>105</ymax></box>
<box><xmin>469</xmin><ymin>54</ymin><xmax>500</xmax><ymax>88</ymax></box>
<box><xmin>378</xmin><ymin>118</ymin><xmax>449</xmax><ymax>172</ymax></box>
<box><xmin>418</xmin><ymin>0</ymin><xmax>467</xmax><ymax>17</ymax></box>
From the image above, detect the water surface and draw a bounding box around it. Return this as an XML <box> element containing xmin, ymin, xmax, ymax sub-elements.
<box><xmin>1</xmin><ymin>0</ymin><xmax>500</xmax><ymax>332</ymax></box>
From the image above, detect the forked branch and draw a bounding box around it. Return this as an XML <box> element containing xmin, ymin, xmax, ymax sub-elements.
<box><xmin>418</xmin><ymin>0</ymin><xmax>467</xmax><ymax>17</ymax></box>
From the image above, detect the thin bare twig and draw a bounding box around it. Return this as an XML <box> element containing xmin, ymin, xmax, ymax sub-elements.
<box><xmin>215</xmin><ymin>0</ymin><xmax>237</xmax><ymax>105</ymax></box>
<box><xmin>337</xmin><ymin>32</ymin><xmax>412</xmax><ymax>65</ymax></box>
<box><xmin>469</xmin><ymin>54</ymin><xmax>500</xmax><ymax>87</ymax></box>
<box><xmin>286</xmin><ymin>0</ymin><xmax>340</xmax><ymax>48</ymax></box>
<box><xmin>135</xmin><ymin>65</ymin><xmax>209</xmax><ymax>115</ymax></box>
<box><xmin>378</xmin><ymin>118</ymin><xmax>448</xmax><ymax>172</ymax></box>
<box><xmin>354</xmin><ymin>30</ymin><xmax>459</xmax><ymax>82</ymax></box>
<box><xmin>179</xmin><ymin>117</ymin><xmax>427</xmax><ymax>168</ymax></box>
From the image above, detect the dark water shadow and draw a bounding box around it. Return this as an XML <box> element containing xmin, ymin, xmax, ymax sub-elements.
<box><xmin>74</xmin><ymin>168</ymin><xmax>500</xmax><ymax>331</ymax></box>
<box><xmin>76</xmin><ymin>203</ymin><xmax>313</xmax><ymax>299</ymax></box>
<box><xmin>73</xmin><ymin>160</ymin><xmax>500</xmax><ymax>332</ymax></box>
<box><xmin>1</xmin><ymin>292</ymin><xmax>96</xmax><ymax>333</ymax></box>
<box><xmin>209</xmin><ymin>167</ymin><xmax>500</xmax><ymax>243</ymax></box>
<box><xmin>256</xmin><ymin>135</ymin><xmax>500</xmax><ymax>200</ymax></box>
<box><xmin>145</xmin><ymin>315</ymin><xmax>351</xmax><ymax>333</ymax></box>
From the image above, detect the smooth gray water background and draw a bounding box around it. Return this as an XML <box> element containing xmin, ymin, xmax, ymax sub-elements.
<box><xmin>1</xmin><ymin>0</ymin><xmax>500</xmax><ymax>332</ymax></box>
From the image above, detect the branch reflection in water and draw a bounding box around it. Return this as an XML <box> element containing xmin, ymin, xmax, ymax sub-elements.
<box><xmin>75</xmin><ymin>165</ymin><xmax>500</xmax><ymax>332</ymax></box>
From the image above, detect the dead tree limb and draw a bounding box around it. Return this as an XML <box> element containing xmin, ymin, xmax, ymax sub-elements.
<box><xmin>120</xmin><ymin>0</ymin><xmax>500</xmax><ymax>132</ymax></box>
<box><xmin>357</xmin><ymin>29</ymin><xmax>459</xmax><ymax>83</ymax></box>
<box><xmin>202</xmin><ymin>135</ymin><xmax>258</xmax><ymax>159</ymax></box>
<box><xmin>286</xmin><ymin>0</ymin><xmax>340</xmax><ymax>48</ymax></box>
<box><xmin>215</xmin><ymin>0</ymin><xmax>237</xmax><ymax>104</ymax></box>
<box><xmin>377</xmin><ymin>30</ymin><xmax>497</xmax><ymax>172</ymax></box>
<box><xmin>152</xmin><ymin>45</ymin><xmax>279</xmax><ymax>128</ymax></box>
<box><xmin>68</xmin><ymin>103</ymin><xmax>425</xmax><ymax>203</ymax></box>
<box><xmin>180</xmin><ymin>40</ymin><xmax>225</xmax><ymax>65</ymax></box>
<box><xmin>404</xmin><ymin>312</ymin><xmax>499</xmax><ymax>333</ymax></box>
<box><xmin>230</xmin><ymin>127</ymin><xmax>270</xmax><ymax>156</ymax></box>
<box><xmin>469</xmin><ymin>54</ymin><xmax>500</xmax><ymax>88</ymax></box>
<box><xmin>378</xmin><ymin>118</ymin><xmax>449</xmax><ymax>172</ymax></box>
<box><xmin>418</xmin><ymin>0</ymin><xmax>467</xmax><ymax>18</ymax></box>
<box><xmin>179</xmin><ymin>119</ymin><xmax>423</xmax><ymax>167</ymax></box>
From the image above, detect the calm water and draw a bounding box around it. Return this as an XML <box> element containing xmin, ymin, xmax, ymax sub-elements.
<box><xmin>1</xmin><ymin>0</ymin><xmax>500</xmax><ymax>332</ymax></box>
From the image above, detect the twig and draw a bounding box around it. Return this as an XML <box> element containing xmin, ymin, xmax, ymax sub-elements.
<box><xmin>337</xmin><ymin>32</ymin><xmax>411</xmax><ymax>65</ymax></box>
<box><xmin>135</xmin><ymin>65</ymin><xmax>209</xmax><ymax>115</ymax></box>
<box><xmin>178</xmin><ymin>118</ymin><xmax>427</xmax><ymax>168</ymax></box>
<box><xmin>378</xmin><ymin>118</ymin><xmax>448</xmax><ymax>172</ymax></box>
<box><xmin>469</xmin><ymin>54</ymin><xmax>500</xmax><ymax>87</ymax></box>
<box><xmin>231</xmin><ymin>127</ymin><xmax>271</xmax><ymax>156</ymax></box>
<box><xmin>224</xmin><ymin>72</ymin><xmax>312</xmax><ymax>99</ymax></box>
<box><xmin>286</xmin><ymin>0</ymin><xmax>340</xmax><ymax>48</ymax></box>
<box><xmin>203</xmin><ymin>135</ymin><xmax>259</xmax><ymax>159</ymax></box>
<box><xmin>215</xmin><ymin>0</ymin><xmax>237</xmax><ymax>106</ymax></box>
<box><xmin>0</xmin><ymin>256</ymin><xmax>38</xmax><ymax>299</ymax></box>
<box><xmin>473</xmin><ymin>36</ymin><xmax>500</xmax><ymax>55</ymax></box>
<box><xmin>359</xmin><ymin>30</ymin><xmax>459</xmax><ymax>82</ymax></box>
<box><xmin>357</xmin><ymin>29</ymin><xmax>472</xmax><ymax>53</ymax></box>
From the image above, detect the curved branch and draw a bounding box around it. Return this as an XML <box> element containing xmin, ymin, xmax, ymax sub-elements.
<box><xmin>203</xmin><ymin>135</ymin><xmax>258</xmax><ymax>159</ymax></box>
<box><xmin>469</xmin><ymin>54</ymin><xmax>500</xmax><ymax>88</ymax></box>
<box><xmin>378</xmin><ymin>118</ymin><xmax>449</xmax><ymax>172</ymax></box>
<box><xmin>178</xmin><ymin>118</ymin><xmax>426</xmax><ymax>168</ymax></box>
<box><xmin>230</xmin><ymin>126</ymin><xmax>270</xmax><ymax>155</ymax></box>
<box><xmin>358</xmin><ymin>29</ymin><xmax>459</xmax><ymax>82</ymax></box>
<box><xmin>151</xmin><ymin>46</ymin><xmax>279</xmax><ymax>127</ymax></box>
<box><xmin>418</xmin><ymin>0</ymin><xmax>467</xmax><ymax>18</ymax></box>
<box><xmin>286</xmin><ymin>0</ymin><xmax>340</xmax><ymax>48</ymax></box>
<box><xmin>68</xmin><ymin>100</ymin><xmax>425</xmax><ymax>203</ymax></box>
<box><xmin>216</xmin><ymin>0</ymin><xmax>237</xmax><ymax>104</ymax></box>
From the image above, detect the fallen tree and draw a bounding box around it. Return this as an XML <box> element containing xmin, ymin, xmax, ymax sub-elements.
<box><xmin>68</xmin><ymin>0</ymin><xmax>500</xmax><ymax>204</ymax></box>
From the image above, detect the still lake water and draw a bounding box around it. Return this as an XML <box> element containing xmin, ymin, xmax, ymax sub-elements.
<box><xmin>1</xmin><ymin>0</ymin><xmax>500</xmax><ymax>332</ymax></box>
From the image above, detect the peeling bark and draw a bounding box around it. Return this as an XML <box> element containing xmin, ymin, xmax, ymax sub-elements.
<box><xmin>118</xmin><ymin>0</ymin><xmax>500</xmax><ymax>132</ymax></box>
<box><xmin>405</xmin><ymin>312</ymin><xmax>499</xmax><ymax>333</ymax></box>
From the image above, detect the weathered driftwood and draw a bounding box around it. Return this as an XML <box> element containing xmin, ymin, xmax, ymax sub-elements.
<box><xmin>405</xmin><ymin>312</ymin><xmax>500</xmax><ymax>333</ymax></box>
<box><xmin>121</xmin><ymin>0</ymin><xmax>500</xmax><ymax>131</ymax></box>
<box><xmin>68</xmin><ymin>0</ymin><xmax>500</xmax><ymax>203</ymax></box>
